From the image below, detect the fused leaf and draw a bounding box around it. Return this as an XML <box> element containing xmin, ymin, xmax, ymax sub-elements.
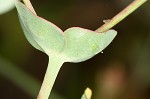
<box><xmin>15</xmin><ymin>1</ymin><xmax>117</xmax><ymax>63</ymax></box>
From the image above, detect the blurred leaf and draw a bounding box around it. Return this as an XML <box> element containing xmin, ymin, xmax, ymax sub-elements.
<box><xmin>0</xmin><ymin>0</ymin><xmax>15</xmax><ymax>15</ymax></box>
<box><xmin>0</xmin><ymin>56</ymin><xmax>39</xmax><ymax>97</ymax></box>
<box><xmin>0</xmin><ymin>56</ymin><xmax>65</xmax><ymax>99</ymax></box>
<box><xmin>14</xmin><ymin>1</ymin><xmax>117</xmax><ymax>99</ymax></box>
<box><xmin>15</xmin><ymin>1</ymin><xmax>117</xmax><ymax>63</ymax></box>
<box><xmin>81</xmin><ymin>88</ymin><xmax>92</xmax><ymax>99</ymax></box>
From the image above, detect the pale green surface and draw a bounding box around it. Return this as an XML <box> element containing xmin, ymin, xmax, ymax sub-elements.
<box><xmin>0</xmin><ymin>0</ymin><xmax>15</xmax><ymax>15</ymax></box>
<box><xmin>15</xmin><ymin>1</ymin><xmax>117</xmax><ymax>99</ymax></box>
<box><xmin>38</xmin><ymin>56</ymin><xmax>64</xmax><ymax>99</ymax></box>
<box><xmin>64</xmin><ymin>28</ymin><xmax>116</xmax><ymax>62</ymax></box>
<box><xmin>16</xmin><ymin>1</ymin><xmax>65</xmax><ymax>55</ymax></box>
<box><xmin>15</xmin><ymin>1</ymin><xmax>117</xmax><ymax>62</ymax></box>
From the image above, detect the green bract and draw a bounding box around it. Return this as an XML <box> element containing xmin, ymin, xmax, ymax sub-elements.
<box><xmin>64</xmin><ymin>28</ymin><xmax>116</xmax><ymax>62</ymax></box>
<box><xmin>15</xmin><ymin>1</ymin><xmax>117</xmax><ymax>63</ymax></box>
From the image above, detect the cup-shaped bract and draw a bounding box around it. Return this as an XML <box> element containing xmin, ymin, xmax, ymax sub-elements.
<box><xmin>15</xmin><ymin>1</ymin><xmax>117</xmax><ymax>63</ymax></box>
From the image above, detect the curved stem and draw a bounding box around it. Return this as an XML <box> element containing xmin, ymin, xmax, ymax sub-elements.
<box><xmin>22</xmin><ymin>0</ymin><xmax>37</xmax><ymax>15</ymax></box>
<box><xmin>37</xmin><ymin>56</ymin><xmax>64</xmax><ymax>99</ymax></box>
<box><xmin>96</xmin><ymin>0</ymin><xmax>147</xmax><ymax>32</ymax></box>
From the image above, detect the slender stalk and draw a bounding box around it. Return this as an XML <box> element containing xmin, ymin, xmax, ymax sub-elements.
<box><xmin>37</xmin><ymin>56</ymin><xmax>64</xmax><ymax>99</ymax></box>
<box><xmin>96</xmin><ymin>0</ymin><xmax>147</xmax><ymax>32</ymax></box>
<box><xmin>22</xmin><ymin>0</ymin><xmax>37</xmax><ymax>15</ymax></box>
<box><xmin>0</xmin><ymin>56</ymin><xmax>65</xmax><ymax>99</ymax></box>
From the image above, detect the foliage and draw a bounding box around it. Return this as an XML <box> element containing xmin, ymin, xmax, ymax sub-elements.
<box><xmin>15</xmin><ymin>1</ymin><xmax>117</xmax><ymax>99</ymax></box>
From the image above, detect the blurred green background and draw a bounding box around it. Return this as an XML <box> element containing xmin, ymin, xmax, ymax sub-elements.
<box><xmin>0</xmin><ymin>0</ymin><xmax>150</xmax><ymax>99</ymax></box>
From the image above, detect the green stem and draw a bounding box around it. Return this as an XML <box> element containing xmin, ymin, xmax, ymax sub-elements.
<box><xmin>0</xmin><ymin>56</ymin><xmax>65</xmax><ymax>99</ymax></box>
<box><xmin>22</xmin><ymin>0</ymin><xmax>37</xmax><ymax>15</ymax></box>
<box><xmin>37</xmin><ymin>56</ymin><xmax>64</xmax><ymax>99</ymax></box>
<box><xmin>96</xmin><ymin>0</ymin><xmax>147</xmax><ymax>32</ymax></box>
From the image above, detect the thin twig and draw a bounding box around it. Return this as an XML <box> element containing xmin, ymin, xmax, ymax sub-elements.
<box><xmin>96</xmin><ymin>0</ymin><xmax>147</xmax><ymax>32</ymax></box>
<box><xmin>22</xmin><ymin>0</ymin><xmax>37</xmax><ymax>15</ymax></box>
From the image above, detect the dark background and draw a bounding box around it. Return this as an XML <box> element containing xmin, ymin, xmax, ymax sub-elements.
<box><xmin>0</xmin><ymin>0</ymin><xmax>150</xmax><ymax>99</ymax></box>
